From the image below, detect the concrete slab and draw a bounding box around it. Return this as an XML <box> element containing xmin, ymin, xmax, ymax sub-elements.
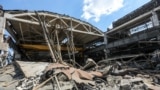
<box><xmin>16</xmin><ymin>61</ymin><xmax>49</xmax><ymax>77</ymax></box>
<box><xmin>0</xmin><ymin>42</ymin><xmax>8</xmax><ymax>51</ymax></box>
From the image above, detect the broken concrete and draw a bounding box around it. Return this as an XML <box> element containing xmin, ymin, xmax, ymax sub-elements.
<box><xmin>1</xmin><ymin>58</ymin><xmax>160</xmax><ymax>90</ymax></box>
<box><xmin>0</xmin><ymin>64</ymin><xmax>23</xmax><ymax>90</ymax></box>
<box><xmin>16</xmin><ymin>61</ymin><xmax>49</xmax><ymax>77</ymax></box>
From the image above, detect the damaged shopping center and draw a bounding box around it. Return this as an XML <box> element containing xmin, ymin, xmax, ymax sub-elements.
<box><xmin>1</xmin><ymin>0</ymin><xmax>160</xmax><ymax>89</ymax></box>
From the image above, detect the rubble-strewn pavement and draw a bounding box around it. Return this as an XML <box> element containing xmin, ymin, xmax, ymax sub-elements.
<box><xmin>1</xmin><ymin>57</ymin><xmax>160</xmax><ymax>90</ymax></box>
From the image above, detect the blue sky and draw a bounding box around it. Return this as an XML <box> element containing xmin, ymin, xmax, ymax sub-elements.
<box><xmin>0</xmin><ymin>0</ymin><xmax>150</xmax><ymax>32</ymax></box>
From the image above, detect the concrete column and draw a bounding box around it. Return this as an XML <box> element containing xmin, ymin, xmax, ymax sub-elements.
<box><xmin>0</xmin><ymin>5</ymin><xmax>4</xmax><ymax>43</ymax></box>
<box><xmin>0</xmin><ymin>18</ymin><xmax>8</xmax><ymax>51</ymax></box>
<box><xmin>0</xmin><ymin>7</ymin><xmax>9</xmax><ymax>67</ymax></box>
<box><xmin>0</xmin><ymin>7</ymin><xmax>8</xmax><ymax>52</ymax></box>
<box><xmin>104</xmin><ymin>33</ymin><xmax>108</xmax><ymax>59</ymax></box>
<box><xmin>0</xmin><ymin>17</ymin><xmax>5</xmax><ymax>42</ymax></box>
<box><xmin>151</xmin><ymin>11</ymin><xmax>159</xmax><ymax>26</ymax></box>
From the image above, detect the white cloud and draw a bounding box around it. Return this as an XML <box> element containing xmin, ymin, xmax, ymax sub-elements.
<box><xmin>81</xmin><ymin>0</ymin><xmax>124</xmax><ymax>22</ymax></box>
<box><xmin>108</xmin><ymin>23</ymin><xmax>113</xmax><ymax>29</ymax></box>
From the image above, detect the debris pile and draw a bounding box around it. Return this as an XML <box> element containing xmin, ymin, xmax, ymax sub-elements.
<box><xmin>97</xmin><ymin>53</ymin><xmax>160</xmax><ymax>90</ymax></box>
<box><xmin>1</xmin><ymin>55</ymin><xmax>160</xmax><ymax>90</ymax></box>
<box><xmin>15</xmin><ymin>61</ymin><xmax>105</xmax><ymax>90</ymax></box>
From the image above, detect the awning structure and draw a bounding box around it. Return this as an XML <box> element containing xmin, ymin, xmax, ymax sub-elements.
<box><xmin>4</xmin><ymin>10</ymin><xmax>104</xmax><ymax>61</ymax></box>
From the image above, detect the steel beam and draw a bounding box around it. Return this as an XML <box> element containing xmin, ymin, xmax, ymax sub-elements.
<box><xmin>20</xmin><ymin>44</ymin><xmax>83</xmax><ymax>51</ymax></box>
<box><xmin>6</xmin><ymin>17</ymin><xmax>103</xmax><ymax>37</ymax></box>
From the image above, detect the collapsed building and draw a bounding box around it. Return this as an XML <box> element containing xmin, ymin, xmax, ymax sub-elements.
<box><xmin>88</xmin><ymin>0</ymin><xmax>160</xmax><ymax>60</ymax></box>
<box><xmin>1</xmin><ymin>0</ymin><xmax>160</xmax><ymax>90</ymax></box>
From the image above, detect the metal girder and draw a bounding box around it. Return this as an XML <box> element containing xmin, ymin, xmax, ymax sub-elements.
<box><xmin>66</xmin><ymin>28</ymin><xmax>103</xmax><ymax>36</ymax></box>
<box><xmin>5</xmin><ymin>16</ymin><xmax>103</xmax><ymax>36</ymax></box>
<box><xmin>6</xmin><ymin>17</ymin><xmax>39</xmax><ymax>25</ymax></box>
<box><xmin>20</xmin><ymin>44</ymin><xmax>83</xmax><ymax>51</ymax></box>
<box><xmin>4</xmin><ymin>12</ymin><xmax>103</xmax><ymax>36</ymax></box>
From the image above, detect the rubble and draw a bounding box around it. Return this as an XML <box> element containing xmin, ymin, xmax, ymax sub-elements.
<box><xmin>0</xmin><ymin>64</ymin><xmax>23</xmax><ymax>90</ymax></box>
<box><xmin>1</xmin><ymin>56</ymin><xmax>160</xmax><ymax>90</ymax></box>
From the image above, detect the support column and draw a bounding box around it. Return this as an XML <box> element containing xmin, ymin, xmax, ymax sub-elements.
<box><xmin>0</xmin><ymin>17</ymin><xmax>5</xmax><ymax>42</ymax></box>
<box><xmin>104</xmin><ymin>33</ymin><xmax>108</xmax><ymax>59</ymax></box>
<box><xmin>0</xmin><ymin>6</ymin><xmax>9</xmax><ymax>67</ymax></box>
<box><xmin>0</xmin><ymin>11</ymin><xmax>8</xmax><ymax>51</ymax></box>
<box><xmin>151</xmin><ymin>11</ymin><xmax>159</xmax><ymax>26</ymax></box>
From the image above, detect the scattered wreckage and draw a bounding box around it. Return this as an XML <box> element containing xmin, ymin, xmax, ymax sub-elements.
<box><xmin>1</xmin><ymin>54</ymin><xmax>160</xmax><ymax>90</ymax></box>
<box><xmin>15</xmin><ymin>60</ymin><xmax>105</xmax><ymax>90</ymax></box>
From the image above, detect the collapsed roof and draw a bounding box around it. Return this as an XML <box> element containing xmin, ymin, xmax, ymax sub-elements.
<box><xmin>4</xmin><ymin>10</ymin><xmax>104</xmax><ymax>60</ymax></box>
